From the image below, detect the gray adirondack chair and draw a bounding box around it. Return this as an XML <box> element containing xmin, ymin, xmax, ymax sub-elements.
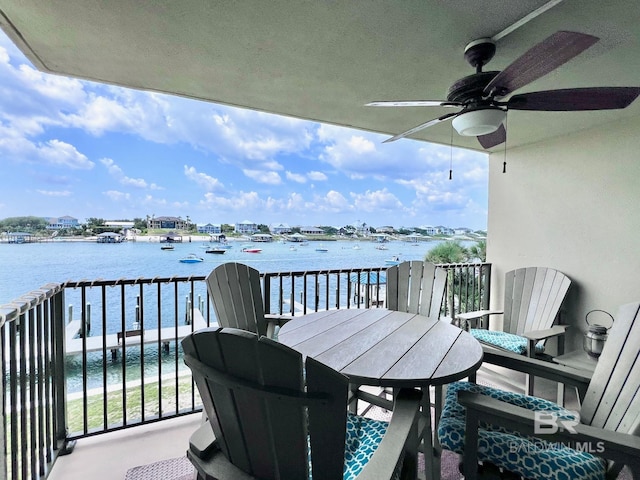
<box><xmin>439</xmin><ymin>301</ymin><xmax>640</xmax><ymax>480</ymax></box>
<box><xmin>457</xmin><ymin>266</ymin><xmax>571</xmax><ymax>394</ymax></box>
<box><xmin>386</xmin><ymin>261</ymin><xmax>448</xmax><ymax>319</ymax></box>
<box><xmin>182</xmin><ymin>327</ymin><xmax>423</xmax><ymax>480</ymax></box>
<box><xmin>359</xmin><ymin>261</ymin><xmax>448</xmax><ymax>414</ymax></box>
<box><xmin>206</xmin><ymin>262</ymin><xmax>290</xmax><ymax>338</ymax></box>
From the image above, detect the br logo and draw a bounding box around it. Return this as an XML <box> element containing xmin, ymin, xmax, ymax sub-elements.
<box><xmin>534</xmin><ymin>411</ymin><xmax>579</xmax><ymax>434</ymax></box>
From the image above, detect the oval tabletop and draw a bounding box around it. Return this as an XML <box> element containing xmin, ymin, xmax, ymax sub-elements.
<box><xmin>278</xmin><ymin>309</ymin><xmax>483</xmax><ymax>388</ymax></box>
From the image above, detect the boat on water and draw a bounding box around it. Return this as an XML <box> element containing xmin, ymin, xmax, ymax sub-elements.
<box><xmin>205</xmin><ymin>248</ymin><xmax>226</xmax><ymax>254</ymax></box>
<box><xmin>179</xmin><ymin>253</ymin><xmax>204</xmax><ymax>263</ymax></box>
<box><xmin>375</xmin><ymin>244</ymin><xmax>388</xmax><ymax>250</ymax></box>
<box><xmin>160</xmin><ymin>244</ymin><xmax>174</xmax><ymax>251</ymax></box>
<box><xmin>385</xmin><ymin>256</ymin><xmax>401</xmax><ymax>266</ymax></box>
<box><xmin>241</xmin><ymin>245</ymin><xmax>262</xmax><ymax>253</ymax></box>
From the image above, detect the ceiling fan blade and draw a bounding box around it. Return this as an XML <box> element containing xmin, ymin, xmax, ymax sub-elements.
<box><xmin>382</xmin><ymin>112</ymin><xmax>458</xmax><ymax>143</ymax></box>
<box><xmin>484</xmin><ymin>31</ymin><xmax>599</xmax><ymax>98</ymax></box>
<box><xmin>477</xmin><ymin>124</ymin><xmax>506</xmax><ymax>149</ymax></box>
<box><xmin>507</xmin><ymin>87</ymin><xmax>640</xmax><ymax>111</ymax></box>
<box><xmin>366</xmin><ymin>100</ymin><xmax>460</xmax><ymax>107</ymax></box>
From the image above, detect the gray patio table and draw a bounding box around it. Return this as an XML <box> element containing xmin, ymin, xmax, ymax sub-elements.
<box><xmin>278</xmin><ymin>308</ymin><xmax>483</xmax><ymax>480</ymax></box>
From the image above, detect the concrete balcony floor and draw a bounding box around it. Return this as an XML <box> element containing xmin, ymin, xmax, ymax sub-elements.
<box><xmin>48</xmin><ymin>414</ymin><xmax>202</xmax><ymax>480</ymax></box>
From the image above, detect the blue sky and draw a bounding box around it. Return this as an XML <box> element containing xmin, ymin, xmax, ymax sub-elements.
<box><xmin>0</xmin><ymin>32</ymin><xmax>488</xmax><ymax>230</ymax></box>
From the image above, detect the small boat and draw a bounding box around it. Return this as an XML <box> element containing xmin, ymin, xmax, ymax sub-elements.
<box><xmin>179</xmin><ymin>253</ymin><xmax>204</xmax><ymax>263</ymax></box>
<box><xmin>375</xmin><ymin>245</ymin><xmax>388</xmax><ymax>250</ymax></box>
<box><xmin>160</xmin><ymin>244</ymin><xmax>174</xmax><ymax>251</ymax></box>
<box><xmin>315</xmin><ymin>247</ymin><xmax>328</xmax><ymax>252</ymax></box>
<box><xmin>242</xmin><ymin>246</ymin><xmax>262</xmax><ymax>253</ymax></box>
<box><xmin>205</xmin><ymin>248</ymin><xmax>226</xmax><ymax>254</ymax></box>
<box><xmin>385</xmin><ymin>256</ymin><xmax>401</xmax><ymax>266</ymax></box>
<box><xmin>289</xmin><ymin>246</ymin><xmax>297</xmax><ymax>251</ymax></box>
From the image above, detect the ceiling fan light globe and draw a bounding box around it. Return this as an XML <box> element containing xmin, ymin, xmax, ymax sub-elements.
<box><xmin>452</xmin><ymin>109</ymin><xmax>506</xmax><ymax>136</ymax></box>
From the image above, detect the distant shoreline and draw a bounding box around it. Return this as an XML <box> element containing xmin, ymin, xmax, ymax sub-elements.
<box><xmin>1</xmin><ymin>233</ymin><xmax>485</xmax><ymax>244</ymax></box>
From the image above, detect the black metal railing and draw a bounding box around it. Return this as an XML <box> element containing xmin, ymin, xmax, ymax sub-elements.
<box><xmin>0</xmin><ymin>262</ymin><xmax>490</xmax><ymax>479</ymax></box>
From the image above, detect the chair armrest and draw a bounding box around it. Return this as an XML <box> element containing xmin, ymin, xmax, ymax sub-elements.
<box><xmin>189</xmin><ymin>420</ymin><xmax>218</xmax><ymax>459</ymax></box>
<box><xmin>456</xmin><ymin>309</ymin><xmax>503</xmax><ymax>321</ymax></box>
<box><xmin>458</xmin><ymin>391</ymin><xmax>640</xmax><ymax>478</ymax></box>
<box><xmin>523</xmin><ymin>325</ymin><xmax>569</xmax><ymax>341</ymax></box>
<box><xmin>356</xmin><ymin>388</ymin><xmax>423</xmax><ymax>480</ymax></box>
<box><xmin>481</xmin><ymin>345</ymin><xmax>591</xmax><ymax>392</ymax></box>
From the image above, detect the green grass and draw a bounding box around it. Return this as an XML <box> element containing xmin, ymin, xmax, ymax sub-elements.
<box><xmin>66</xmin><ymin>375</ymin><xmax>201</xmax><ymax>434</ymax></box>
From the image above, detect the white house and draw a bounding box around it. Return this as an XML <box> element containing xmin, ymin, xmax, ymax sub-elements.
<box><xmin>235</xmin><ymin>221</ymin><xmax>257</xmax><ymax>234</ymax></box>
<box><xmin>197</xmin><ymin>223</ymin><xmax>221</xmax><ymax>234</ymax></box>
<box><xmin>46</xmin><ymin>216</ymin><xmax>79</xmax><ymax>230</ymax></box>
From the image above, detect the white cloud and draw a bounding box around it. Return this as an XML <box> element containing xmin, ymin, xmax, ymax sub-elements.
<box><xmin>101</xmin><ymin>157</ymin><xmax>161</xmax><ymax>189</ymax></box>
<box><xmin>307</xmin><ymin>171</ymin><xmax>327</xmax><ymax>181</ymax></box>
<box><xmin>350</xmin><ymin>189</ymin><xmax>404</xmax><ymax>212</ymax></box>
<box><xmin>104</xmin><ymin>190</ymin><xmax>131</xmax><ymax>201</ymax></box>
<box><xmin>286</xmin><ymin>171</ymin><xmax>307</xmax><ymax>183</ymax></box>
<box><xmin>36</xmin><ymin>189</ymin><xmax>72</xmax><ymax>197</ymax></box>
<box><xmin>40</xmin><ymin>140</ymin><xmax>94</xmax><ymax>170</ymax></box>
<box><xmin>243</xmin><ymin>169</ymin><xmax>282</xmax><ymax>185</ymax></box>
<box><xmin>184</xmin><ymin>165</ymin><xmax>225</xmax><ymax>191</ymax></box>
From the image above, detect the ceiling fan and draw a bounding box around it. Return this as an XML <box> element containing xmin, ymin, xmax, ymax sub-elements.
<box><xmin>367</xmin><ymin>31</ymin><xmax>640</xmax><ymax>149</ymax></box>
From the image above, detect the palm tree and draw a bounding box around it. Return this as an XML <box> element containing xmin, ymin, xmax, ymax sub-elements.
<box><xmin>425</xmin><ymin>240</ymin><xmax>468</xmax><ymax>264</ymax></box>
<box><xmin>467</xmin><ymin>240</ymin><xmax>486</xmax><ymax>262</ymax></box>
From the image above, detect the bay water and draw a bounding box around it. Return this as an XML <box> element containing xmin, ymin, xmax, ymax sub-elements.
<box><xmin>0</xmin><ymin>237</ymin><xmax>466</xmax><ymax>393</ymax></box>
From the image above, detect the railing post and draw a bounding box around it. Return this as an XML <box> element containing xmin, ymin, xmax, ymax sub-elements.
<box><xmin>185</xmin><ymin>295</ymin><xmax>192</xmax><ymax>325</ymax></box>
<box><xmin>85</xmin><ymin>302</ymin><xmax>91</xmax><ymax>334</ymax></box>
<box><xmin>262</xmin><ymin>274</ymin><xmax>271</xmax><ymax>315</ymax></box>
<box><xmin>52</xmin><ymin>288</ymin><xmax>74</xmax><ymax>454</ymax></box>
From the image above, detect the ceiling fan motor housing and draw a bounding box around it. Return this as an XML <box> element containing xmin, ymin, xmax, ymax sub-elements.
<box><xmin>446</xmin><ymin>71</ymin><xmax>499</xmax><ymax>103</ymax></box>
<box><xmin>464</xmin><ymin>38</ymin><xmax>496</xmax><ymax>70</ymax></box>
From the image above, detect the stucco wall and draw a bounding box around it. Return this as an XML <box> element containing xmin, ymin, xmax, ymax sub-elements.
<box><xmin>486</xmin><ymin>115</ymin><xmax>640</xmax><ymax>352</ymax></box>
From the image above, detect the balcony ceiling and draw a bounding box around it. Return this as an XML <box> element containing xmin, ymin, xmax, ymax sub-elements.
<box><xmin>0</xmin><ymin>0</ymin><xmax>638</xmax><ymax>152</ymax></box>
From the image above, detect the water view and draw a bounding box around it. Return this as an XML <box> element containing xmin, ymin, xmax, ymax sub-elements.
<box><xmin>3</xmin><ymin>237</ymin><xmax>477</xmax><ymax>394</ymax></box>
<box><xmin>0</xmin><ymin>237</ymin><xmax>463</xmax><ymax>305</ymax></box>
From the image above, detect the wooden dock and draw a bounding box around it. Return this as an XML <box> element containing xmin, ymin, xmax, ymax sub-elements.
<box><xmin>65</xmin><ymin>309</ymin><xmax>209</xmax><ymax>359</ymax></box>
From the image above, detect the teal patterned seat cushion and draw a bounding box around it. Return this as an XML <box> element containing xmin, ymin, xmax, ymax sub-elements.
<box><xmin>342</xmin><ymin>413</ymin><xmax>395</xmax><ymax>479</ymax></box>
<box><xmin>310</xmin><ymin>413</ymin><xmax>392</xmax><ymax>479</ymax></box>
<box><xmin>470</xmin><ymin>329</ymin><xmax>545</xmax><ymax>355</ymax></box>
<box><xmin>438</xmin><ymin>382</ymin><xmax>608</xmax><ymax>480</ymax></box>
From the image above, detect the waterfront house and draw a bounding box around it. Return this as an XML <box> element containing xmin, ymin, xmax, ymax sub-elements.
<box><xmin>234</xmin><ymin>220</ymin><xmax>257</xmax><ymax>235</ymax></box>
<box><xmin>299</xmin><ymin>226</ymin><xmax>324</xmax><ymax>235</ymax></box>
<box><xmin>147</xmin><ymin>216</ymin><xmax>188</xmax><ymax>230</ymax></box>
<box><xmin>1</xmin><ymin>2</ymin><xmax>639</xmax><ymax>479</ymax></box>
<box><xmin>269</xmin><ymin>223</ymin><xmax>291</xmax><ymax>234</ymax></box>
<box><xmin>46</xmin><ymin>215</ymin><xmax>79</xmax><ymax>230</ymax></box>
<box><xmin>196</xmin><ymin>223</ymin><xmax>221</xmax><ymax>235</ymax></box>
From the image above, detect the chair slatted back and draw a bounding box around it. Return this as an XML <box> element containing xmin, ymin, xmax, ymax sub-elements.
<box><xmin>386</xmin><ymin>261</ymin><xmax>447</xmax><ymax>318</ymax></box>
<box><xmin>206</xmin><ymin>262</ymin><xmax>268</xmax><ymax>337</ymax></box>
<box><xmin>581</xmin><ymin>302</ymin><xmax>640</xmax><ymax>436</ymax></box>
<box><xmin>182</xmin><ymin>327</ymin><xmax>348</xmax><ymax>480</ymax></box>
<box><xmin>502</xmin><ymin>267</ymin><xmax>571</xmax><ymax>336</ymax></box>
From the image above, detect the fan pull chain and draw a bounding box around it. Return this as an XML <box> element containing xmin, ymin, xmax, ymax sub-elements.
<box><xmin>449</xmin><ymin>123</ymin><xmax>454</xmax><ymax>180</ymax></box>
<box><xmin>502</xmin><ymin>113</ymin><xmax>508</xmax><ymax>173</ymax></box>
